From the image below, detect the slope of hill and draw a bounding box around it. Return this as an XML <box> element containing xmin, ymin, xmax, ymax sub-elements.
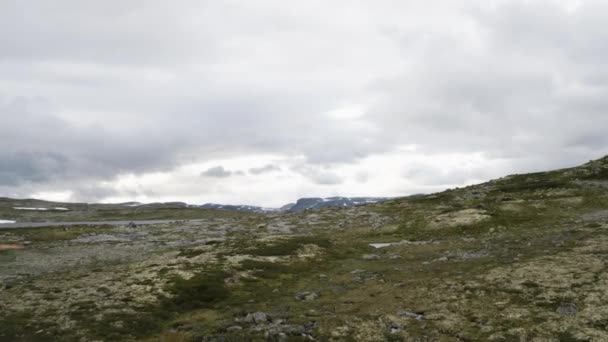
<box><xmin>1</xmin><ymin>156</ymin><xmax>608</xmax><ymax>341</ymax></box>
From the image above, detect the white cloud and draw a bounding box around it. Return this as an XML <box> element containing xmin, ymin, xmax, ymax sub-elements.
<box><xmin>1</xmin><ymin>0</ymin><xmax>607</xmax><ymax>205</ymax></box>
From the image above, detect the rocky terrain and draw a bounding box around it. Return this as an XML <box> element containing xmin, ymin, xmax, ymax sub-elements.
<box><xmin>2</xmin><ymin>156</ymin><xmax>608</xmax><ymax>341</ymax></box>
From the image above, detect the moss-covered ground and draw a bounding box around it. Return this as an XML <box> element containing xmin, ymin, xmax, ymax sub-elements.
<box><xmin>1</xmin><ymin>157</ymin><xmax>608</xmax><ymax>341</ymax></box>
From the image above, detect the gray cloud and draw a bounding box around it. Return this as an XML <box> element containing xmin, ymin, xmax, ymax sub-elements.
<box><xmin>291</xmin><ymin>164</ymin><xmax>344</xmax><ymax>185</ymax></box>
<box><xmin>0</xmin><ymin>97</ymin><xmax>184</xmax><ymax>186</ymax></box>
<box><xmin>201</xmin><ymin>166</ymin><xmax>232</xmax><ymax>178</ymax></box>
<box><xmin>0</xmin><ymin>151</ymin><xmax>68</xmax><ymax>186</ymax></box>
<box><xmin>249</xmin><ymin>164</ymin><xmax>281</xmax><ymax>175</ymax></box>
<box><xmin>1</xmin><ymin>1</ymin><xmax>607</xmax><ymax>203</ymax></box>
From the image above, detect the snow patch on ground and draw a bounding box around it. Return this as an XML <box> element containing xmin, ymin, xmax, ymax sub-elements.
<box><xmin>369</xmin><ymin>240</ymin><xmax>437</xmax><ymax>249</ymax></box>
<box><xmin>13</xmin><ymin>207</ymin><xmax>69</xmax><ymax>211</ymax></box>
<box><xmin>14</xmin><ymin>207</ymin><xmax>49</xmax><ymax>211</ymax></box>
<box><xmin>0</xmin><ymin>220</ymin><xmax>16</xmax><ymax>224</ymax></box>
<box><xmin>369</xmin><ymin>243</ymin><xmax>393</xmax><ymax>249</ymax></box>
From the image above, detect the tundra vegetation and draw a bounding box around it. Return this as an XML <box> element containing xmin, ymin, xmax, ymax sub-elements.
<box><xmin>1</xmin><ymin>157</ymin><xmax>608</xmax><ymax>341</ymax></box>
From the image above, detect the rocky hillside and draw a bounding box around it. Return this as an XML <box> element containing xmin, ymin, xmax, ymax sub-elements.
<box><xmin>1</xmin><ymin>156</ymin><xmax>608</xmax><ymax>341</ymax></box>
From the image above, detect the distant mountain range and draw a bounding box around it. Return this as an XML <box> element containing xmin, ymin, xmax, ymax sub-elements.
<box><xmin>0</xmin><ymin>196</ymin><xmax>399</xmax><ymax>214</ymax></box>
<box><xmin>199</xmin><ymin>197</ymin><xmax>392</xmax><ymax>213</ymax></box>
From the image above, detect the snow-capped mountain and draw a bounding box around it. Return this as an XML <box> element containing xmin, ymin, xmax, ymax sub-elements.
<box><xmin>198</xmin><ymin>197</ymin><xmax>391</xmax><ymax>213</ymax></box>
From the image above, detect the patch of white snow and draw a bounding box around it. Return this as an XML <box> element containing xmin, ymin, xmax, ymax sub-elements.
<box><xmin>369</xmin><ymin>243</ymin><xmax>394</xmax><ymax>249</ymax></box>
<box><xmin>13</xmin><ymin>207</ymin><xmax>49</xmax><ymax>211</ymax></box>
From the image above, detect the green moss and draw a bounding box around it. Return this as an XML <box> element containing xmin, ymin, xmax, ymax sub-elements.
<box><xmin>10</xmin><ymin>225</ymin><xmax>114</xmax><ymax>242</ymax></box>
<box><xmin>177</xmin><ymin>248</ymin><xmax>206</xmax><ymax>258</ymax></box>
<box><xmin>0</xmin><ymin>311</ymin><xmax>64</xmax><ymax>342</ymax></box>
<box><xmin>236</xmin><ymin>259</ymin><xmax>319</xmax><ymax>281</ymax></box>
<box><xmin>165</xmin><ymin>271</ymin><xmax>230</xmax><ymax>311</ymax></box>
<box><xmin>556</xmin><ymin>331</ymin><xmax>587</xmax><ymax>342</ymax></box>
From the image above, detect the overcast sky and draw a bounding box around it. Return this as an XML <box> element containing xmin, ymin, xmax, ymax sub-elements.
<box><xmin>1</xmin><ymin>0</ymin><xmax>607</xmax><ymax>206</ymax></box>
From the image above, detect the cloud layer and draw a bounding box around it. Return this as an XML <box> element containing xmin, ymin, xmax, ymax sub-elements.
<box><xmin>1</xmin><ymin>0</ymin><xmax>607</xmax><ymax>205</ymax></box>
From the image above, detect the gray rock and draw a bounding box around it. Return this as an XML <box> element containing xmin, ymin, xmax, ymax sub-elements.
<box><xmin>244</xmin><ymin>311</ymin><xmax>268</xmax><ymax>324</ymax></box>
<box><xmin>226</xmin><ymin>325</ymin><xmax>243</xmax><ymax>332</ymax></box>
<box><xmin>397</xmin><ymin>309</ymin><xmax>425</xmax><ymax>320</ymax></box>
<box><xmin>556</xmin><ymin>303</ymin><xmax>577</xmax><ymax>316</ymax></box>
<box><xmin>362</xmin><ymin>254</ymin><xmax>380</xmax><ymax>260</ymax></box>
<box><xmin>388</xmin><ymin>322</ymin><xmax>402</xmax><ymax>334</ymax></box>
<box><xmin>295</xmin><ymin>291</ymin><xmax>319</xmax><ymax>301</ymax></box>
<box><xmin>252</xmin><ymin>311</ymin><xmax>268</xmax><ymax>324</ymax></box>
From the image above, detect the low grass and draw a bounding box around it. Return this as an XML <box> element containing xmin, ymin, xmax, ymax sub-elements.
<box><xmin>4</xmin><ymin>225</ymin><xmax>115</xmax><ymax>242</ymax></box>
<box><xmin>165</xmin><ymin>271</ymin><xmax>230</xmax><ymax>311</ymax></box>
<box><xmin>0</xmin><ymin>207</ymin><xmax>257</xmax><ymax>223</ymax></box>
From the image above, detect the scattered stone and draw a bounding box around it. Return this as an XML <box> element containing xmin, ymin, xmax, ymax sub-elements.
<box><xmin>556</xmin><ymin>303</ymin><xmax>577</xmax><ymax>316</ymax></box>
<box><xmin>362</xmin><ymin>254</ymin><xmax>380</xmax><ymax>260</ymax></box>
<box><xmin>244</xmin><ymin>311</ymin><xmax>269</xmax><ymax>324</ymax></box>
<box><xmin>397</xmin><ymin>309</ymin><xmax>425</xmax><ymax>320</ymax></box>
<box><xmin>226</xmin><ymin>325</ymin><xmax>243</xmax><ymax>332</ymax></box>
<box><xmin>387</xmin><ymin>322</ymin><xmax>402</xmax><ymax>334</ymax></box>
<box><xmin>127</xmin><ymin>222</ymin><xmax>137</xmax><ymax>228</ymax></box>
<box><xmin>429</xmin><ymin>208</ymin><xmax>490</xmax><ymax>229</ymax></box>
<box><xmin>295</xmin><ymin>291</ymin><xmax>319</xmax><ymax>301</ymax></box>
<box><xmin>171</xmin><ymin>322</ymin><xmax>196</xmax><ymax>331</ymax></box>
